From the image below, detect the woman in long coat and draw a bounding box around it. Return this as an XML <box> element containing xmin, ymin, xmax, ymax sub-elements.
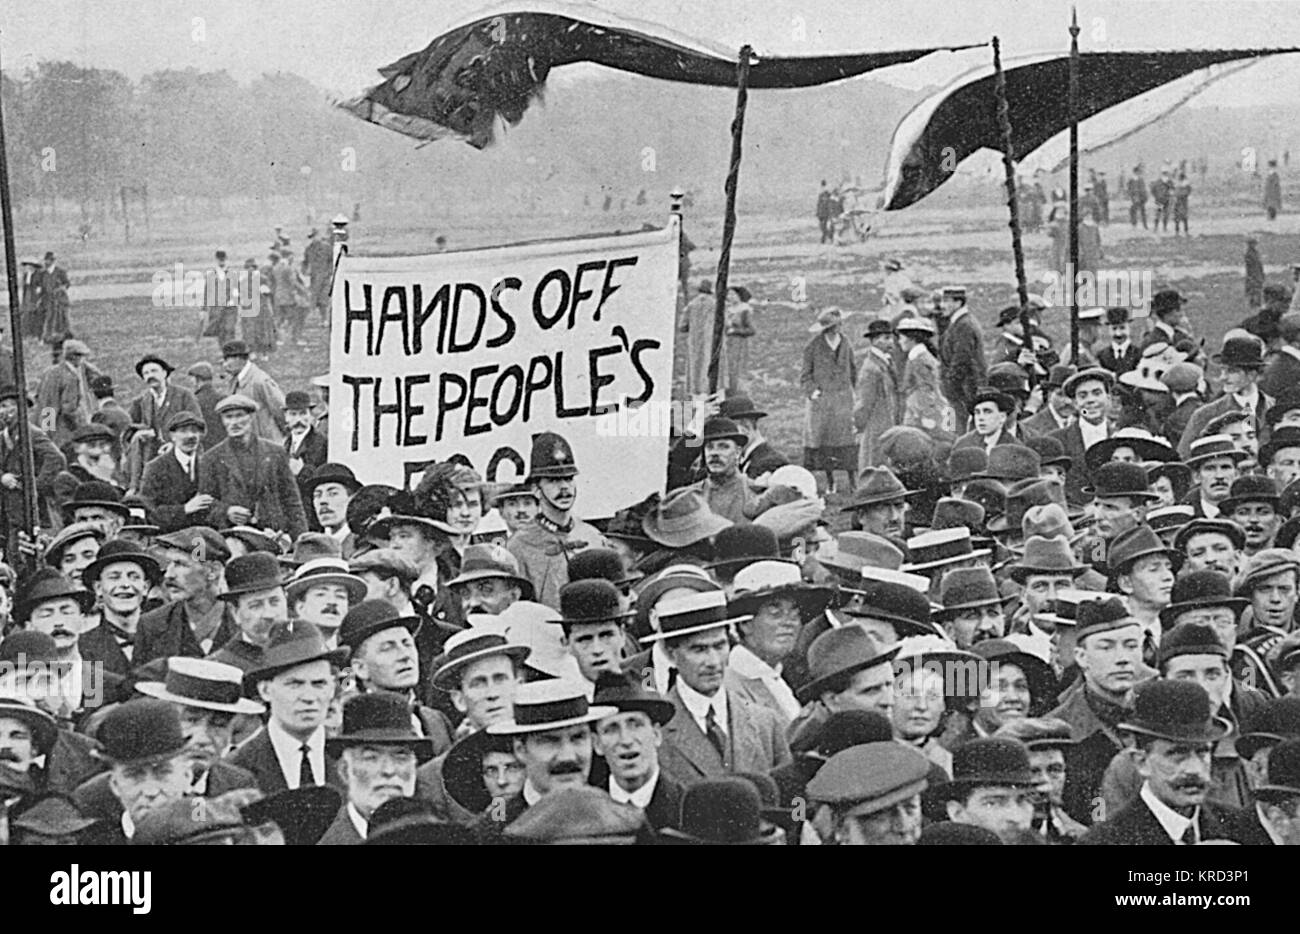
<box><xmin>724</xmin><ymin>286</ymin><xmax>756</xmax><ymax>394</ymax></box>
<box><xmin>896</xmin><ymin>316</ymin><xmax>952</xmax><ymax>439</ymax></box>
<box><xmin>800</xmin><ymin>307</ymin><xmax>857</xmax><ymax>493</ymax></box>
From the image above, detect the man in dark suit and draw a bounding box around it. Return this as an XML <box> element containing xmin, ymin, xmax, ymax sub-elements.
<box><xmin>198</xmin><ymin>393</ymin><xmax>308</xmax><ymax>539</ymax></box>
<box><xmin>284</xmin><ymin>390</ymin><xmax>329</xmax><ymax>513</ymax></box>
<box><xmin>1020</xmin><ymin>365</ymin><xmax>1076</xmax><ymax>437</ymax></box>
<box><xmin>135</xmin><ymin>527</ymin><xmax>238</xmax><ymax>665</ymax></box>
<box><xmin>647</xmin><ymin>590</ymin><xmax>791</xmax><ymax>786</ymax></box>
<box><xmin>937</xmin><ymin>286</ymin><xmax>988</xmax><ymax>430</ymax></box>
<box><xmin>74</xmin><ymin>657</ymin><xmax>261</xmax><ymax>822</ymax></box>
<box><xmin>1178</xmin><ymin>334</ymin><xmax>1273</xmax><ymax>458</ymax></box>
<box><xmin>1248</xmin><ymin>737</ymin><xmax>1300</xmax><ymax>844</ymax></box>
<box><xmin>1050</xmin><ymin>368</ymin><xmax>1116</xmax><ymax>507</ymax></box>
<box><xmin>317</xmin><ymin>692</ymin><xmax>434</xmax><ymax>844</ymax></box>
<box><xmin>952</xmin><ymin>387</ymin><xmax>1018</xmax><ymax>453</ymax></box>
<box><xmin>590</xmin><ymin>670</ymin><xmax>683</xmax><ymax>831</ymax></box>
<box><xmin>1142</xmin><ymin>288</ymin><xmax>1195</xmax><ymax>351</ymax></box>
<box><xmin>139</xmin><ymin>410</ymin><xmax>212</xmax><ymax>533</ymax></box>
<box><xmin>1079</xmin><ymin>680</ymin><xmax>1256</xmax><ymax>844</ymax></box>
<box><xmin>719</xmin><ymin>394</ymin><xmax>789</xmax><ymax>482</ymax></box>
<box><xmin>1097</xmin><ymin>307</ymin><xmax>1141</xmax><ymax>376</ymax></box>
<box><xmin>1261</xmin><ymin>314</ymin><xmax>1300</xmax><ymax>399</ymax></box>
<box><xmin>226</xmin><ymin>619</ymin><xmax>348</xmax><ymax>794</ymax></box>
<box><xmin>0</xmin><ymin>688</ymin><xmax>103</xmax><ymax>798</ymax></box>
<box><xmin>77</xmin><ymin>540</ymin><xmax>163</xmax><ymax>679</ymax></box>
<box><xmin>127</xmin><ymin>354</ymin><xmax>202</xmax><ymax>468</ymax></box>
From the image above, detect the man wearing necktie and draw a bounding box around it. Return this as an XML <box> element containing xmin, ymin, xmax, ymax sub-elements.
<box><xmin>1177</xmin><ymin>334</ymin><xmax>1274</xmax><ymax>458</ymax></box>
<box><xmin>1079</xmin><ymin>680</ymin><xmax>1256</xmax><ymax>845</ymax></box>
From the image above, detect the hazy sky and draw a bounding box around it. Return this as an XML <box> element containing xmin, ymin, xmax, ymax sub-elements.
<box><xmin>2</xmin><ymin>0</ymin><xmax>1297</xmax><ymax>105</ymax></box>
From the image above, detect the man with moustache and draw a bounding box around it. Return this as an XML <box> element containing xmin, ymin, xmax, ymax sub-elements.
<box><xmin>74</xmin><ymin>658</ymin><xmax>262</xmax><ymax>821</ymax></box>
<box><xmin>77</xmin><ymin>540</ymin><xmax>163</xmax><ymax>678</ymax></box>
<box><xmin>1174</xmin><ymin>518</ymin><xmax>1244</xmax><ymax>577</ymax></box>
<box><xmin>134</xmin><ymin>527</ymin><xmax>237</xmax><ymax>664</ymax></box>
<box><xmin>0</xmin><ymin>694</ymin><xmax>61</xmax><ymax>795</ymax></box>
<box><xmin>65</xmin><ymin>426</ymin><xmax>121</xmax><ymax>489</ymax></box>
<box><xmin>841</xmin><ymin>467</ymin><xmax>916</xmax><ymax>544</ymax></box>
<box><xmin>304</xmin><ymin>464</ymin><xmax>359</xmax><ymax>555</ymax></box>
<box><xmin>338</xmin><ymin>600</ymin><xmax>452</xmax><ymax>752</ymax></box>
<box><xmin>507</xmin><ymin>432</ymin><xmax>606</xmax><ymax>610</ymax></box>
<box><xmin>1184</xmin><ymin>434</ymin><xmax>1247</xmax><ymax>519</ymax></box>
<box><xmin>1262</xmin><ymin>426</ymin><xmax>1300</xmax><ymax>491</ymax></box>
<box><xmin>591</xmin><ymin>670</ymin><xmax>683</xmax><ymax>831</ymax></box>
<box><xmin>227</xmin><ymin>619</ymin><xmax>348</xmax><ymax>794</ymax></box>
<box><xmin>686</xmin><ymin>416</ymin><xmax>779</xmax><ymax>524</ymax></box>
<box><xmin>126</xmin><ymin>355</ymin><xmax>201</xmax><ymax>468</ymax></box>
<box><xmin>995</xmin><ymin>717</ymin><xmax>1087</xmax><ymax>843</ymax></box>
<box><xmin>318</xmin><ymin>692</ymin><xmax>434</xmax><ymax>844</ymax></box>
<box><xmin>285</xmin><ymin>557</ymin><xmax>367</xmax><ymax>649</ymax></box>
<box><xmin>492</xmin><ymin>483</ymin><xmax>540</xmax><ymax>538</ymax></box>
<box><xmin>479</xmin><ymin>679</ymin><xmax>616</xmax><ymax>836</ymax></box>
<box><xmin>1050</xmin><ymin>597</ymin><xmax>1145</xmax><ymax>825</ymax></box>
<box><xmin>1223</xmin><ymin>475</ymin><xmax>1283</xmax><ymax>555</ymax></box>
<box><xmin>62</xmin><ymin>480</ymin><xmax>129</xmax><ymax>535</ymax></box>
<box><xmin>283</xmin><ymin>390</ymin><xmax>328</xmax><ymax>491</ymax></box>
<box><xmin>207</xmin><ymin>552</ymin><xmax>289</xmax><ymax>673</ymax></box>
<box><xmin>1080</xmin><ymin>680</ymin><xmax>1254</xmax><ymax>844</ymax></box>
<box><xmin>934</xmin><ymin>567</ymin><xmax>1007</xmax><ymax>650</ymax></box>
<box><xmin>138</xmin><ymin>411</ymin><xmax>214</xmax><ymax>534</ymax></box>
<box><xmin>446</xmin><ymin>544</ymin><xmax>533</xmax><ymax>618</ymax></box>
<box><xmin>645</xmin><ymin>590</ymin><xmax>791</xmax><ymax>786</ymax></box>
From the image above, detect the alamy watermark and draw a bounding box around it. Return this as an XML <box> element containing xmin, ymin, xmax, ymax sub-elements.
<box><xmin>1040</xmin><ymin>266</ymin><xmax>1152</xmax><ymax>310</ymax></box>
<box><xmin>151</xmin><ymin>263</ymin><xmax>262</xmax><ymax>313</ymax></box>
<box><xmin>594</xmin><ymin>396</ymin><xmax>708</xmax><ymax>444</ymax></box>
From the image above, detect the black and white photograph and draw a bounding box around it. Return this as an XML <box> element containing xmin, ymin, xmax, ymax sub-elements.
<box><xmin>0</xmin><ymin>0</ymin><xmax>1296</xmax><ymax>896</ymax></box>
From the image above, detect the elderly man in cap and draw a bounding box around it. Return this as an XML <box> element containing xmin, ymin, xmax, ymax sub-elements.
<box><xmin>1080</xmin><ymin>680</ymin><xmax>1254</xmax><ymax>843</ymax></box>
<box><xmin>1184</xmin><ymin>435</ymin><xmax>1244</xmax><ymax>519</ymax></box>
<box><xmin>127</xmin><ymin>354</ymin><xmax>201</xmax><ymax>466</ymax></box>
<box><xmin>589</xmin><ymin>670</ymin><xmax>683</xmax><ymax>831</ymax></box>
<box><xmin>35</xmin><ymin>338</ymin><xmax>96</xmax><ymax>446</ymax></box>
<box><xmin>1049</xmin><ymin>367</ymin><xmax>1116</xmax><ymax>506</ymax></box>
<box><xmin>74</xmin><ymin>658</ymin><xmax>261</xmax><ymax>824</ymax></box>
<box><xmin>854</xmin><ymin>318</ymin><xmax>899</xmax><ymax>469</ymax></box>
<box><xmin>338</xmin><ymin>600</ymin><xmax>452</xmax><ymax>753</ymax></box>
<box><xmin>227</xmin><ymin>619</ymin><xmax>348</xmax><ymax>794</ymax></box>
<box><xmin>317</xmin><ymin>692</ymin><xmax>434</xmax><ymax>843</ymax></box>
<box><xmin>643</xmin><ymin>590</ymin><xmax>791</xmax><ymax>786</ymax></box>
<box><xmin>938</xmin><ymin>737</ymin><xmax>1037</xmax><ymax>844</ymax></box>
<box><xmin>1179</xmin><ymin>333</ymin><xmax>1273</xmax><ymax>457</ymax></box>
<box><xmin>198</xmin><ymin>392</ymin><xmax>307</xmax><ymax>539</ymax></box>
<box><xmin>76</xmin><ymin>540</ymin><xmax>162</xmax><ymax>677</ymax></box>
<box><xmin>220</xmin><ymin>339</ymin><xmax>286</xmax><ymax>445</ymax></box>
<box><xmin>1050</xmin><ymin>597</ymin><xmax>1146</xmax><ymax>825</ymax></box>
<box><xmin>805</xmin><ymin>742</ymin><xmax>930</xmax><ymax>845</ymax></box>
<box><xmin>506</xmin><ymin>431</ymin><xmax>605</xmax><ymax>611</ymax></box>
<box><xmin>303</xmin><ymin>463</ymin><xmax>359</xmax><ymax>555</ymax></box>
<box><xmin>937</xmin><ymin>285</ymin><xmax>988</xmax><ymax>431</ymax></box>
<box><xmin>284</xmin><ymin>557</ymin><xmax>367</xmax><ymax>649</ymax></box>
<box><xmin>138</xmin><ymin>410</ymin><xmax>213</xmax><ymax>533</ymax></box>
<box><xmin>995</xmin><ymin>717</ymin><xmax>1087</xmax><ymax>843</ymax></box>
<box><xmin>206</xmin><ymin>552</ymin><xmax>289</xmax><ymax>672</ymax></box>
<box><xmin>134</xmin><ymin>527</ymin><xmax>236</xmax><ymax>665</ymax></box>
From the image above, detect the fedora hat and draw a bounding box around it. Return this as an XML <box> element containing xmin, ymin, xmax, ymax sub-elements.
<box><xmin>945</xmin><ymin>447</ymin><xmax>987</xmax><ymax>483</ymax></box>
<box><xmin>80</xmin><ymin>539</ymin><xmax>162</xmax><ymax>588</ymax></box>
<box><xmin>934</xmin><ymin>567</ymin><xmax>1005</xmax><ymax>617</ymax></box>
<box><xmin>1062</xmin><ymin>367</ymin><xmax>1115</xmax><ymax>397</ymax></box>
<box><xmin>1159</xmin><ymin>570</ymin><xmax>1248</xmax><ymax>630</ymax></box>
<box><xmin>977</xmin><ymin>445</ymin><xmax>1040</xmax><ymax>483</ymax></box>
<box><xmin>986</xmin><ymin>478</ymin><xmax>1073</xmax><ymax>535</ymax></box>
<box><xmin>1084</xmin><ymin>430</ymin><xmax>1176</xmax><ymax>474</ymax></box>
<box><xmin>806</xmin><ymin>741</ymin><xmax>930</xmax><ymax>817</ymax></box>
<box><xmin>798</xmin><ymin>626</ymin><xmax>900</xmax><ymax>704</ymax></box>
<box><xmin>337</xmin><ymin>599</ymin><xmax>422</xmax><ymax>653</ymax></box>
<box><xmin>1016</xmin><ymin>503</ymin><xmax>1077</xmax><ymax>544</ymax></box>
<box><xmin>988</xmin><ymin>361</ymin><xmax>1031</xmax><ymax>399</ymax></box>
<box><xmin>970</xmin><ymin>640</ymin><xmax>1057</xmax><ymax>713</ymax></box>
<box><xmin>808</xmin><ymin>306</ymin><xmax>852</xmax><ymax>333</ymax></box>
<box><xmin>0</xmin><ymin>695</ymin><xmax>58</xmax><ymax>756</ymax></box>
<box><xmin>1043</xmin><ymin>364</ymin><xmax>1076</xmax><ymax>389</ymax></box>
<box><xmin>486</xmin><ymin>679</ymin><xmax>616</xmax><ymax>736</ymax></box>
<box><xmin>727</xmin><ymin>560</ymin><xmax>833</xmax><ymax>622</ymax></box>
<box><xmin>220</xmin><ymin>552</ymin><xmax>287</xmax><ymax>602</ymax></box>
<box><xmin>559</xmin><ymin>578</ymin><xmax>633</xmax><ymax>627</ymax></box>
<box><xmin>932</xmin><ymin>497</ymin><xmax>987</xmax><ymax>534</ymax></box>
<box><xmin>640</xmin><ymin>589</ymin><xmax>750</xmax><ymax>644</ymax></box>
<box><xmin>325</xmin><ymin>691</ymin><xmax>434</xmax><ymax>761</ymax></box>
<box><xmin>1256</xmin><ymin>739</ymin><xmax>1300</xmax><ymax>800</ymax></box>
<box><xmin>1106</xmin><ymin>524</ymin><xmax>1179</xmax><ymax>575</ymax></box>
<box><xmin>1260</xmin><ymin>426</ymin><xmax>1300</xmax><ymax>469</ymax></box>
<box><xmin>591</xmin><ymin>670</ymin><xmax>675</xmax><ymax>725</ymax></box>
<box><xmin>1238</xmin><ymin>699</ymin><xmax>1300</xmax><ymax>761</ymax></box>
<box><xmin>220</xmin><ymin>339</ymin><xmax>251</xmax><ymax>358</ymax></box>
<box><xmin>706</xmin><ymin>524</ymin><xmax>782</xmax><ymax>577</ymax></box>
<box><xmin>505</xmin><ymin>786</ymin><xmax>648</xmax><ymax>845</ymax></box>
<box><xmin>1082</xmin><ymin>462</ymin><xmax>1160</xmax><ymax>502</ymax></box>
<box><xmin>659</xmin><ymin>778</ymin><xmax>780</xmax><ymax>845</ymax></box>
<box><xmin>700</xmin><ymin>415</ymin><xmax>748</xmax><ymax>447</ymax></box>
<box><xmin>243</xmin><ymin>620</ymin><xmax>349</xmax><ymax>691</ymax></box>
<box><xmin>489</xmin><ymin>481</ymin><xmax>540</xmax><ymax>507</ymax></box>
<box><xmin>1184</xmin><ymin>434</ymin><xmax>1249</xmax><ymax>468</ymax></box>
<box><xmin>1211</xmin><ymin>335</ymin><xmax>1265</xmax><ymax>369</ymax></box>
<box><xmin>16</xmin><ymin>569</ymin><xmax>95</xmax><ymax>623</ymax></box>
<box><xmin>817</xmin><ymin>532</ymin><xmax>904</xmax><ymax>586</ymax></box>
<box><xmin>135</xmin><ymin>657</ymin><xmax>266</xmax><ymax>715</ymax></box>
<box><xmin>1172</xmin><ymin>517</ymin><xmax>1245</xmax><ymax>554</ymax></box>
<box><xmin>445</xmin><ymin>544</ymin><xmax>535</xmax><ymax>599</ymax></box>
<box><xmin>718</xmin><ymin>394</ymin><xmax>767</xmax><ymax>422</ymax></box>
<box><xmin>937</xmin><ymin>737</ymin><xmax>1036</xmax><ymax>799</ymax></box>
<box><xmin>1219</xmin><ymin>474</ymin><xmax>1281</xmax><ymax>514</ymax></box>
<box><xmin>864</xmin><ymin>318</ymin><xmax>895</xmax><ymax>339</ymax></box>
<box><xmin>301</xmin><ymin>463</ymin><xmax>361</xmax><ymax>497</ymax></box>
<box><xmin>527</xmin><ymin>431</ymin><xmax>579</xmax><ymax>479</ymax></box>
<box><xmin>640</xmin><ymin>488</ymin><xmax>731</xmax><ymax>548</ymax></box>
<box><xmin>1118</xmin><ymin>679</ymin><xmax>1229</xmax><ymax>744</ymax></box>
<box><xmin>904</xmin><ymin>528</ymin><xmax>990</xmax><ymax>572</ymax></box>
<box><xmin>93</xmin><ymin>698</ymin><xmax>188</xmax><ymax>766</ymax></box>
<box><xmin>840</xmin><ymin>467</ymin><xmax>917</xmax><ymax>513</ymax></box>
<box><xmin>241</xmin><ymin>786</ymin><xmax>342</xmax><ymax>846</ymax></box>
<box><xmin>62</xmin><ymin>480</ymin><xmax>130</xmax><ymax>522</ymax></box>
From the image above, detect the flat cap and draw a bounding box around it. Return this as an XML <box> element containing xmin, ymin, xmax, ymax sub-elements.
<box><xmin>214</xmin><ymin>393</ymin><xmax>258</xmax><ymax>415</ymax></box>
<box><xmin>806</xmin><ymin>741</ymin><xmax>929</xmax><ymax>817</ymax></box>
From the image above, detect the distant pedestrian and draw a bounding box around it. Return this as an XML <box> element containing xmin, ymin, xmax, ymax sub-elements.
<box><xmin>723</xmin><ymin>286</ymin><xmax>756</xmax><ymax>394</ymax></box>
<box><xmin>305</xmin><ymin>229</ymin><xmax>334</xmax><ymax>325</ymax></box>
<box><xmin>1127</xmin><ymin>166</ymin><xmax>1148</xmax><ymax>229</ymax></box>
<box><xmin>1172</xmin><ymin>173</ymin><xmax>1192</xmax><ymax>236</ymax></box>
<box><xmin>35</xmin><ymin>252</ymin><xmax>72</xmax><ymax>347</ymax></box>
<box><xmin>816</xmin><ymin>180</ymin><xmax>834</xmax><ymax>244</ymax></box>
<box><xmin>801</xmin><ymin>308</ymin><xmax>858</xmax><ymax>494</ymax></box>
<box><xmin>1265</xmin><ymin>160</ymin><xmax>1283</xmax><ymax>220</ymax></box>
<box><xmin>1245</xmin><ymin>236</ymin><xmax>1265</xmax><ymax>309</ymax></box>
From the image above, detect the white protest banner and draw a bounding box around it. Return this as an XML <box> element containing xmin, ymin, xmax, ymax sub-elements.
<box><xmin>329</xmin><ymin>218</ymin><xmax>680</xmax><ymax>518</ymax></box>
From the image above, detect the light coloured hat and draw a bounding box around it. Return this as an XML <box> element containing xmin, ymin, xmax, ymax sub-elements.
<box><xmin>768</xmin><ymin>465</ymin><xmax>819</xmax><ymax>499</ymax></box>
<box><xmin>284</xmin><ymin>557</ymin><xmax>368</xmax><ymax>605</ymax></box>
<box><xmin>496</xmin><ymin>601</ymin><xmax>583</xmax><ymax>681</ymax></box>
<box><xmin>859</xmin><ymin>565</ymin><xmax>931</xmax><ymax>594</ymax></box>
<box><xmin>640</xmin><ymin>589</ymin><xmax>752</xmax><ymax>643</ymax></box>
<box><xmin>808</xmin><ymin>306</ymin><xmax>854</xmax><ymax>333</ymax></box>
<box><xmin>895</xmin><ymin>316</ymin><xmax>936</xmax><ymax>336</ymax></box>
<box><xmin>136</xmin><ymin>657</ymin><xmax>266</xmax><ymax>715</ymax></box>
<box><xmin>486</xmin><ymin>679</ymin><xmax>616</xmax><ymax>736</ymax></box>
<box><xmin>62</xmin><ymin>339</ymin><xmax>92</xmax><ymax>358</ymax></box>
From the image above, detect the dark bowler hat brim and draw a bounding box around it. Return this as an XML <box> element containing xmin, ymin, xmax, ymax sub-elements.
<box><xmin>1119</xmin><ymin>714</ymin><xmax>1231</xmax><ymax>745</ymax></box>
<box><xmin>325</xmin><ymin>729</ymin><xmax>435</xmax><ymax>762</ymax></box>
<box><xmin>135</xmin><ymin>355</ymin><xmax>174</xmax><ymax>378</ymax></box>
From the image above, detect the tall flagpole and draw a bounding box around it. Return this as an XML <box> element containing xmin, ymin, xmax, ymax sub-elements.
<box><xmin>708</xmin><ymin>45</ymin><xmax>754</xmax><ymax>397</ymax></box>
<box><xmin>992</xmin><ymin>37</ymin><xmax>1034</xmax><ymax>386</ymax></box>
<box><xmin>1068</xmin><ymin>7</ymin><xmax>1081</xmax><ymax>362</ymax></box>
<box><xmin>0</xmin><ymin>47</ymin><xmax>41</xmax><ymax>560</ymax></box>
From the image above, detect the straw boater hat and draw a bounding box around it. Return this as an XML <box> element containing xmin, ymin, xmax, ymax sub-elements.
<box><xmin>808</xmin><ymin>306</ymin><xmax>853</xmax><ymax>333</ymax></box>
<box><xmin>485</xmin><ymin>679</ymin><xmax>617</xmax><ymax>736</ymax></box>
<box><xmin>903</xmin><ymin>527</ymin><xmax>991</xmax><ymax>573</ymax></box>
<box><xmin>284</xmin><ymin>557</ymin><xmax>369</xmax><ymax>605</ymax></box>
<box><xmin>639</xmin><ymin>590</ymin><xmax>751</xmax><ymax>644</ymax></box>
<box><xmin>135</xmin><ymin>657</ymin><xmax>266</xmax><ymax>715</ymax></box>
<box><xmin>431</xmin><ymin>627</ymin><xmax>531</xmax><ymax>691</ymax></box>
<box><xmin>1184</xmin><ymin>434</ymin><xmax>1249</xmax><ymax>468</ymax></box>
